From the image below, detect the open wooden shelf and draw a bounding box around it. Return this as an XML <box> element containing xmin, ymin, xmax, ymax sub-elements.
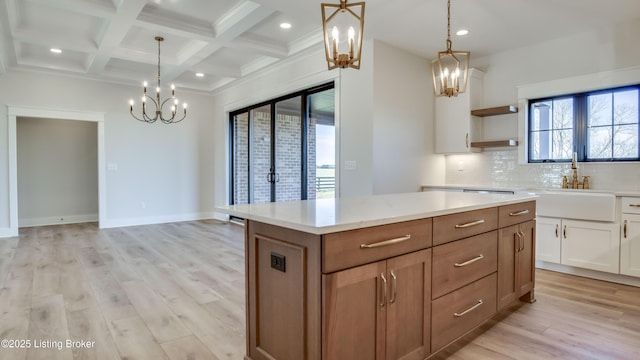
<box><xmin>471</xmin><ymin>105</ymin><xmax>518</xmax><ymax>117</ymax></box>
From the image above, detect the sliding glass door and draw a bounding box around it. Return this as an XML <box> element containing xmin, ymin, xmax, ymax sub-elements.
<box><xmin>230</xmin><ymin>83</ymin><xmax>334</xmax><ymax>205</ymax></box>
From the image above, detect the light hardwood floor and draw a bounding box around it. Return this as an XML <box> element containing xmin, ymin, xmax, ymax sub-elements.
<box><xmin>1</xmin><ymin>220</ymin><xmax>639</xmax><ymax>360</ymax></box>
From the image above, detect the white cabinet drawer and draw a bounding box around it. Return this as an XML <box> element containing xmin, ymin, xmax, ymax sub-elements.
<box><xmin>622</xmin><ymin>197</ymin><xmax>640</xmax><ymax>215</ymax></box>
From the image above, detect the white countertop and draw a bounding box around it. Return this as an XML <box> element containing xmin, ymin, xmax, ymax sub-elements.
<box><xmin>216</xmin><ymin>191</ymin><xmax>537</xmax><ymax>235</ymax></box>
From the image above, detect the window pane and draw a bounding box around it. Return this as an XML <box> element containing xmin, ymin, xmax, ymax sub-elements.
<box><xmin>613</xmin><ymin>124</ymin><xmax>639</xmax><ymax>158</ymax></box>
<box><xmin>531</xmin><ymin>101</ymin><xmax>552</xmax><ymax>131</ymax></box>
<box><xmin>553</xmin><ymin>129</ymin><xmax>573</xmax><ymax>159</ymax></box>
<box><xmin>553</xmin><ymin>98</ymin><xmax>573</xmax><ymax>130</ymax></box>
<box><xmin>251</xmin><ymin>105</ymin><xmax>272</xmax><ymax>204</ymax></box>
<box><xmin>588</xmin><ymin>126</ymin><xmax>612</xmax><ymax>159</ymax></box>
<box><xmin>233</xmin><ymin>112</ymin><xmax>249</xmax><ymax>205</ymax></box>
<box><xmin>588</xmin><ymin>93</ymin><xmax>612</xmax><ymax>127</ymax></box>
<box><xmin>308</xmin><ymin>88</ymin><xmax>336</xmax><ymax>199</ymax></box>
<box><xmin>275</xmin><ymin>96</ymin><xmax>302</xmax><ymax>202</ymax></box>
<box><xmin>614</xmin><ymin>89</ymin><xmax>638</xmax><ymax>125</ymax></box>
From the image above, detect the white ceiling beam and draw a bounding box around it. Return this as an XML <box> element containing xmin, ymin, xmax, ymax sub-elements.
<box><xmin>86</xmin><ymin>0</ymin><xmax>147</xmax><ymax>73</ymax></box>
<box><xmin>214</xmin><ymin>0</ymin><xmax>275</xmax><ymax>42</ymax></box>
<box><xmin>231</xmin><ymin>34</ymin><xmax>288</xmax><ymax>58</ymax></box>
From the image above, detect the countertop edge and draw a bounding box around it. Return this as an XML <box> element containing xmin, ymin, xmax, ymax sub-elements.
<box><xmin>217</xmin><ymin>193</ymin><xmax>538</xmax><ymax>235</ymax></box>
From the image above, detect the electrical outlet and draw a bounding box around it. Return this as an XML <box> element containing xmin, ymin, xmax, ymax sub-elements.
<box><xmin>270</xmin><ymin>253</ymin><xmax>286</xmax><ymax>272</ymax></box>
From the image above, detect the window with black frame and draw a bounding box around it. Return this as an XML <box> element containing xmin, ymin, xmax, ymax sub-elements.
<box><xmin>528</xmin><ymin>85</ymin><xmax>640</xmax><ymax>163</ymax></box>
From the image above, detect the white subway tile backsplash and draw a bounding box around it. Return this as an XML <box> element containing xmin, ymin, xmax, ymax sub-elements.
<box><xmin>444</xmin><ymin>150</ymin><xmax>640</xmax><ymax>191</ymax></box>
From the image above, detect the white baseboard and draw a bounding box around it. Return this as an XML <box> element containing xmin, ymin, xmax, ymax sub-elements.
<box><xmin>536</xmin><ymin>260</ymin><xmax>640</xmax><ymax>287</ymax></box>
<box><xmin>0</xmin><ymin>227</ymin><xmax>19</xmax><ymax>238</ymax></box>
<box><xmin>99</xmin><ymin>212</ymin><xmax>216</xmax><ymax>229</ymax></box>
<box><xmin>213</xmin><ymin>211</ymin><xmax>230</xmax><ymax>222</ymax></box>
<box><xmin>19</xmin><ymin>214</ymin><xmax>98</xmax><ymax>228</ymax></box>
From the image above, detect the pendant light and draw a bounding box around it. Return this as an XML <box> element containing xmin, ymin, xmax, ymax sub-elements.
<box><xmin>432</xmin><ymin>0</ymin><xmax>470</xmax><ymax>97</ymax></box>
<box><xmin>321</xmin><ymin>0</ymin><xmax>365</xmax><ymax>70</ymax></box>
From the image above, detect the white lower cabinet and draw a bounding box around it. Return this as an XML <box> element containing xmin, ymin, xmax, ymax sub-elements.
<box><xmin>561</xmin><ymin>219</ymin><xmax>620</xmax><ymax>274</ymax></box>
<box><xmin>536</xmin><ymin>217</ymin><xmax>620</xmax><ymax>274</ymax></box>
<box><xmin>621</xmin><ymin>214</ymin><xmax>640</xmax><ymax>277</ymax></box>
<box><xmin>535</xmin><ymin>217</ymin><xmax>561</xmax><ymax>263</ymax></box>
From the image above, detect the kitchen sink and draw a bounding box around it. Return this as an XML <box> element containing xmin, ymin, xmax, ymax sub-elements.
<box><xmin>534</xmin><ymin>189</ymin><xmax>616</xmax><ymax>221</ymax></box>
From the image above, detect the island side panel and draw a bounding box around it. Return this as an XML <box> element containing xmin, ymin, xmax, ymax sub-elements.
<box><xmin>246</xmin><ymin>220</ymin><xmax>321</xmax><ymax>360</ymax></box>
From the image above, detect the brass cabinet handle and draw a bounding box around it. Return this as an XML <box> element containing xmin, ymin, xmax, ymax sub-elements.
<box><xmin>624</xmin><ymin>220</ymin><xmax>628</xmax><ymax>238</ymax></box>
<box><xmin>380</xmin><ymin>273</ymin><xmax>387</xmax><ymax>309</ymax></box>
<box><xmin>519</xmin><ymin>231</ymin><xmax>525</xmax><ymax>252</ymax></box>
<box><xmin>509</xmin><ymin>209</ymin><xmax>529</xmax><ymax>216</ymax></box>
<box><xmin>629</xmin><ymin>204</ymin><xmax>640</xmax><ymax>207</ymax></box>
<box><xmin>454</xmin><ymin>299</ymin><xmax>484</xmax><ymax>317</ymax></box>
<box><xmin>563</xmin><ymin>225</ymin><xmax>567</xmax><ymax>239</ymax></box>
<box><xmin>555</xmin><ymin>224</ymin><xmax>559</xmax><ymax>238</ymax></box>
<box><xmin>389</xmin><ymin>271</ymin><xmax>397</xmax><ymax>304</ymax></box>
<box><xmin>360</xmin><ymin>235</ymin><xmax>411</xmax><ymax>249</ymax></box>
<box><xmin>513</xmin><ymin>231</ymin><xmax>521</xmax><ymax>253</ymax></box>
<box><xmin>454</xmin><ymin>219</ymin><xmax>485</xmax><ymax>229</ymax></box>
<box><xmin>454</xmin><ymin>254</ymin><xmax>485</xmax><ymax>267</ymax></box>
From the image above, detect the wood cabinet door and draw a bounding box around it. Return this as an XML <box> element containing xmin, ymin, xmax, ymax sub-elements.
<box><xmin>497</xmin><ymin>224</ymin><xmax>518</xmax><ymax>310</ymax></box>
<box><xmin>517</xmin><ymin>220</ymin><xmax>535</xmax><ymax>302</ymax></box>
<box><xmin>323</xmin><ymin>260</ymin><xmax>387</xmax><ymax>360</ymax></box>
<box><xmin>621</xmin><ymin>214</ymin><xmax>640</xmax><ymax>277</ymax></box>
<box><xmin>385</xmin><ymin>249</ymin><xmax>431</xmax><ymax>360</ymax></box>
<box><xmin>498</xmin><ymin>221</ymin><xmax>536</xmax><ymax>310</ymax></box>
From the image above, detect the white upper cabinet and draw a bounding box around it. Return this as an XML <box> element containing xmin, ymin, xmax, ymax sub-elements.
<box><xmin>434</xmin><ymin>69</ymin><xmax>484</xmax><ymax>154</ymax></box>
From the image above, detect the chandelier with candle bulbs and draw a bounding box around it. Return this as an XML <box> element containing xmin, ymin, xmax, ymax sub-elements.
<box><xmin>431</xmin><ymin>0</ymin><xmax>470</xmax><ymax>97</ymax></box>
<box><xmin>129</xmin><ymin>36</ymin><xmax>187</xmax><ymax>124</ymax></box>
<box><xmin>321</xmin><ymin>0</ymin><xmax>365</xmax><ymax>70</ymax></box>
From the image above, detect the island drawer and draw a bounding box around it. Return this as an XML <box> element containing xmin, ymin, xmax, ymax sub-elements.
<box><xmin>499</xmin><ymin>201</ymin><xmax>536</xmax><ymax>228</ymax></box>
<box><xmin>431</xmin><ymin>273</ymin><xmax>497</xmax><ymax>352</ymax></box>
<box><xmin>432</xmin><ymin>231</ymin><xmax>498</xmax><ymax>299</ymax></box>
<box><xmin>433</xmin><ymin>207</ymin><xmax>498</xmax><ymax>245</ymax></box>
<box><xmin>322</xmin><ymin>219</ymin><xmax>432</xmax><ymax>273</ymax></box>
<box><xmin>622</xmin><ymin>197</ymin><xmax>640</xmax><ymax>214</ymax></box>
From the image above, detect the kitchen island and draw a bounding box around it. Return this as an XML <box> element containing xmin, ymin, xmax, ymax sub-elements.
<box><xmin>217</xmin><ymin>191</ymin><xmax>537</xmax><ymax>360</ymax></box>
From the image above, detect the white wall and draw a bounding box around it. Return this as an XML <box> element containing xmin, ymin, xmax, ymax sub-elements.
<box><xmin>372</xmin><ymin>41</ymin><xmax>443</xmax><ymax>194</ymax></box>
<box><xmin>17</xmin><ymin>117</ymin><xmax>98</xmax><ymax>226</ymax></box>
<box><xmin>0</xmin><ymin>70</ymin><xmax>216</xmax><ymax>236</ymax></box>
<box><xmin>444</xmin><ymin>18</ymin><xmax>640</xmax><ymax>191</ymax></box>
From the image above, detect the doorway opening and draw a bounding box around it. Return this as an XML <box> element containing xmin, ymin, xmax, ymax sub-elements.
<box><xmin>7</xmin><ymin>106</ymin><xmax>106</xmax><ymax>237</ymax></box>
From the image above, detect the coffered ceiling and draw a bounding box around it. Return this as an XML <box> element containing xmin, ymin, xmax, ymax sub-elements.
<box><xmin>0</xmin><ymin>0</ymin><xmax>638</xmax><ymax>94</ymax></box>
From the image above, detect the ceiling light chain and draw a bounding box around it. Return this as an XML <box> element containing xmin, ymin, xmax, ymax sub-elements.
<box><xmin>431</xmin><ymin>0</ymin><xmax>470</xmax><ymax>97</ymax></box>
<box><xmin>129</xmin><ymin>36</ymin><xmax>187</xmax><ymax>124</ymax></box>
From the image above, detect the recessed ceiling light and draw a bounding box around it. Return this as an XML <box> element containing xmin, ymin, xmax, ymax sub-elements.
<box><xmin>456</xmin><ymin>29</ymin><xmax>469</xmax><ymax>36</ymax></box>
<box><xmin>195</xmin><ymin>72</ymin><xmax>204</xmax><ymax>77</ymax></box>
<box><xmin>50</xmin><ymin>48</ymin><xmax>62</xmax><ymax>53</ymax></box>
<box><xmin>280</xmin><ymin>22</ymin><xmax>292</xmax><ymax>29</ymax></box>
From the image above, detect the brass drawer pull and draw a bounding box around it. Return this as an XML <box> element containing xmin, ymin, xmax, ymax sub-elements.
<box><xmin>454</xmin><ymin>299</ymin><xmax>484</xmax><ymax>317</ymax></box>
<box><xmin>454</xmin><ymin>219</ymin><xmax>485</xmax><ymax>229</ymax></box>
<box><xmin>454</xmin><ymin>254</ymin><xmax>484</xmax><ymax>267</ymax></box>
<box><xmin>389</xmin><ymin>270</ymin><xmax>397</xmax><ymax>304</ymax></box>
<box><xmin>630</xmin><ymin>204</ymin><xmax>640</xmax><ymax>207</ymax></box>
<box><xmin>360</xmin><ymin>235</ymin><xmax>411</xmax><ymax>249</ymax></box>
<box><xmin>509</xmin><ymin>209</ymin><xmax>529</xmax><ymax>216</ymax></box>
<box><xmin>379</xmin><ymin>273</ymin><xmax>387</xmax><ymax>309</ymax></box>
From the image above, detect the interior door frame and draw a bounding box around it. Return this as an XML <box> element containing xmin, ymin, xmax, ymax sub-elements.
<box><xmin>7</xmin><ymin>106</ymin><xmax>106</xmax><ymax>236</ymax></box>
